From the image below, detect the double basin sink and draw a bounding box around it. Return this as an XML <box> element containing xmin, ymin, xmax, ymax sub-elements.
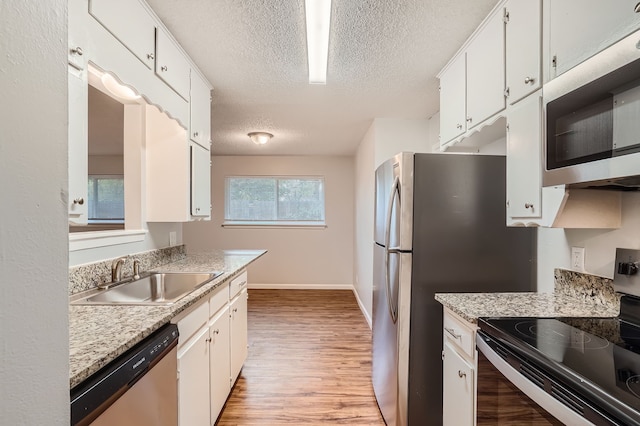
<box><xmin>71</xmin><ymin>271</ymin><xmax>224</xmax><ymax>306</ymax></box>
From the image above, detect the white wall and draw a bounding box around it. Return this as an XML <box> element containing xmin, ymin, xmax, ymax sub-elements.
<box><xmin>1</xmin><ymin>3</ymin><xmax>69</xmax><ymax>424</ymax></box>
<box><xmin>537</xmin><ymin>193</ymin><xmax>640</xmax><ymax>291</ymax></box>
<box><xmin>183</xmin><ymin>156</ymin><xmax>354</xmax><ymax>287</ymax></box>
<box><xmin>373</xmin><ymin>118</ymin><xmax>431</xmax><ymax>168</ymax></box>
<box><xmin>354</xmin><ymin>125</ymin><xmax>376</xmax><ymax>325</ymax></box>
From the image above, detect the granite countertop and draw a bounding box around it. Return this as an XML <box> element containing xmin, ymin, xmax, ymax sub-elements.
<box><xmin>69</xmin><ymin>249</ymin><xmax>266</xmax><ymax>389</ymax></box>
<box><xmin>435</xmin><ymin>292</ymin><xmax>620</xmax><ymax>324</ymax></box>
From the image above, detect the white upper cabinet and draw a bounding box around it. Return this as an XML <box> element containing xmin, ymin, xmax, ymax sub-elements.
<box><xmin>438</xmin><ymin>5</ymin><xmax>506</xmax><ymax>148</ymax></box>
<box><xmin>466</xmin><ymin>10</ymin><xmax>505</xmax><ymax>129</ymax></box>
<box><xmin>89</xmin><ymin>0</ymin><xmax>156</xmax><ymax>70</ymax></box>
<box><xmin>505</xmin><ymin>0</ymin><xmax>541</xmax><ymax>104</ymax></box>
<box><xmin>190</xmin><ymin>143</ymin><xmax>211</xmax><ymax>218</ymax></box>
<box><xmin>506</xmin><ymin>92</ymin><xmax>542</xmax><ymax>220</ymax></box>
<box><xmin>190</xmin><ymin>72</ymin><xmax>212</xmax><ymax>150</ymax></box>
<box><xmin>548</xmin><ymin>0</ymin><xmax>640</xmax><ymax>78</ymax></box>
<box><xmin>155</xmin><ymin>28</ymin><xmax>191</xmax><ymax>100</ymax></box>
<box><xmin>439</xmin><ymin>54</ymin><xmax>467</xmax><ymax>144</ymax></box>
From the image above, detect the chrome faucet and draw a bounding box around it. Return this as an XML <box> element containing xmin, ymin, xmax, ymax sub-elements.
<box><xmin>111</xmin><ymin>256</ymin><xmax>128</xmax><ymax>283</ymax></box>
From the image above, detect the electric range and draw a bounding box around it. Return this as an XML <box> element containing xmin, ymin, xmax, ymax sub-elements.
<box><xmin>478</xmin><ymin>294</ymin><xmax>640</xmax><ymax>425</ymax></box>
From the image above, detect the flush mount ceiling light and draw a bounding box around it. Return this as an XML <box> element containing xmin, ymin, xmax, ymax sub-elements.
<box><xmin>305</xmin><ymin>0</ymin><xmax>332</xmax><ymax>84</ymax></box>
<box><xmin>248</xmin><ymin>132</ymin><xmax>273</xmax><ymax>145</ymax></box>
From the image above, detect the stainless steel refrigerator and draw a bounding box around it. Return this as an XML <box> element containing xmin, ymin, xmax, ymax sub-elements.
<box><xmin>372</xmin><ymin>152</ymin><xmax>536</xmax><ymax>425</ymax></box>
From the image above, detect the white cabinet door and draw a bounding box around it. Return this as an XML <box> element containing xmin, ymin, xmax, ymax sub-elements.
<box><xmin>178</xmin><ymin>327</ymin><xmax>210</xmax><ymax>426</ymax></box>
<box><xmin>190</xmin><ymin>143</ymin><xmax>211</xmax><ymax>218</ymax></box>
<box><xmin>442</xmin><ymin>342</ymin><xmax>475</xmax><ymax>426</ymax></box>
<box><xmin>505</xmin><ymin>0</ymin><xmax>541</xmax><ymax>104</ymax></box>
<box><xmin>439</xmin><ymin>53</ymin><xmax>466</xmax><ymax>145</ymax></box>
<box><xmin>466</xmin><ymin>10</ymin><xmax>506</xmax><ymax>129</ymax></box>
<box><xmin>89</xmin><ymin>0</ymin><xmax>156</xmax><ymax>70</ymax></box>
<box><xmin>68</xmin><ymin>69</ymin><xmax>88</xmax><ymax>223</ymax></box>
<box><xmin>506</xmin><ymin>91</ymin><xmax>542</xmax><ymax>219</ymax></box>
<box><xmin>156</xmin><ymin>28</ymin><xmax>191</xmax><ymax>100</ymax></box>
<box><xmin>209</xmin><ymin>307</ymin><xmax>231</xmax><ymax>423</ymax></box>
<box><xmin>230</xmin><ymin>289</ymin><xmax>248</xmax><ymax>384</ymax></box>
<box><xmin>190</xmin><ymin>72</ymin><xmax>212</xmax><ymax>150</ymax></box>
<box><xmin>549</xmin><ymin>0</ymin><xmax>640</xmax><ymax>78</ymax></box>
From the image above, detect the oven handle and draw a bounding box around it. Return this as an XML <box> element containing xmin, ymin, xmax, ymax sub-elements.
<box><xmin>476</xmin><ymin>333</ymin><xmax>595</xmax><ymax>426</ymax></box>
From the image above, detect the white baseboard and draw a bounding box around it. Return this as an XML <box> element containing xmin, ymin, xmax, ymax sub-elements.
<box><xmin>352</xmin><ymin>287</ymin><xmax>372</xmax><ymax>330</ymax></box>
<box><xmin>247</xmin><ymin>283</ymin><xmax>372</xmax><ymax>329</ymax></box>
<box><xmin>247</xmin><ymin>283</ymin><xmax>354</xmax><ymax>290</ymax></box>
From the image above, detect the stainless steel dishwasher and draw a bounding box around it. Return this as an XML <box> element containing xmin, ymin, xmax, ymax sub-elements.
<box><xmin>71</xmin><ymin>324</ymin><xmax>179</xmax><ymax>426</ymax></box>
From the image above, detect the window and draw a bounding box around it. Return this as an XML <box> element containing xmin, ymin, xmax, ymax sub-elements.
<box><xmin>225</xmin><ymin>177</ymin><xmax>325</xmax><ymax>226</ymax></box>
<box><xmin>87</xmin><ymin>175</ymin><xmax>124</xmax><ymax>223</ymax></box>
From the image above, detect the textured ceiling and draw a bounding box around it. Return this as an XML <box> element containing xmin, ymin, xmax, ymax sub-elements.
<box><xmin>146</xmin><ymin>0</ymin><xmax>498</xmax><ymax>156</ymax></box>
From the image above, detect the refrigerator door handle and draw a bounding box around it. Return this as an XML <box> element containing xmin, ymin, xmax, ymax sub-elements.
<box><xmin>384</xmin><ymin>175</ymin><xmax>400</xmax><ymax>324</ymax></box>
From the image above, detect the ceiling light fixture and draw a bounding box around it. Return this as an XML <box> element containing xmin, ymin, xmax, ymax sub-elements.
<box><xmin>248</xmin><ymin>132</ymin><xmax>273</xmax><ymax>145</ymax></box>
<box><xmin>305</xmin><ymin>0</ymin><xmax>332</xmax><ymax>84</ymax></box>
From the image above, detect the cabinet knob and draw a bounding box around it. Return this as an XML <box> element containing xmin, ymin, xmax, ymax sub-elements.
<box><xmin>466</xmin><ymin>117</ymin><xmax>472</xmax><ymax>123</ymax></box>
<box><xmin>161</xmin><ymin>65</ymin><xmax>168</xmax><ymax>71</ymax></box>
<box><xmin>524</xmin><ymin>76</ymin><xmax>535</xmax><ymax>84</ymax></box>
<box><xmin>193</xmin><ymin>131</ymin><xmax>199</xmax><ymax>137</ymax></box>
<box><xmin>233</xmin><ymin>308</ymin><xmax>238</xmax><ymax>313</ymax></box>
<box><xmin>147</xmin><ymin>53</ymin><xmax>155</xmax><ymax>60</ymax></box>
<box><xmin>458</xmin><ymin>370</ymin><xmax>467</xmax><ymax>378</ymax></box>
<box><xmin>525</xmin><ymin>203</ymin><xmax>534</xmax><ymax>209</ymax></box>
<box><xmin>196</xmin><ymin>207</ymin><xmax>200</xmax><ymax>212</ymax></box>
<box><xmin>456</xmin><ymin>124</ymin><xmax>462</xmax><ymax>130</ymax></box>
<box><xmin>213</xmin><ymin>329</ymin><xmax>220</xmax><ymax>335</ymax></box>
<box><xmin>70</xmin><ymin>46</ymin><xmax>83</xmax><ymax>56</ymax></box>
<box><xmin>73</xmin><ymin>198</ymin><xmax>84</xmax><ymax>205</ymax></box>
<box><xmin>635</xmin><ymin>2</ymin><xmax>640</xmax><ymax>13</ymax></box>
<box><xmin>206</xmin><ymin>337</ymin><xmax>212</xmax><ymax>343</ymax></box>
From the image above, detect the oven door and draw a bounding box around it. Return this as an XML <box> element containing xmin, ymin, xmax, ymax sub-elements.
<box><xmin>476</xmin><ymin>332</ymin><xmax>602</xmax><ymax>425</ymax></box>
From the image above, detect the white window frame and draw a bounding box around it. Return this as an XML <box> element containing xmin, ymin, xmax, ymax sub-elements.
<box><xmin>223</xmin><ymin>176</ymin><xmax>327</xmax><ymax>228</ymax></box>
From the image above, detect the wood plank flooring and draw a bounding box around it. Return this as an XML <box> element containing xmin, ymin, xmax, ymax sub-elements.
<box><xmin>216</xmin><ymin>289</ymin><xmax>385</xmax><ymax>425</ymax></box>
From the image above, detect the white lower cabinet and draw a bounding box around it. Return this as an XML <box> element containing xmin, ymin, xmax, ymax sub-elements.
<box><xmin>443</xmin><ymin>342</ymin><xmax>475</xmax><ymax>426</ymax></box>
<box><xmin>173</xmin><ymin>270</ymin><xmax>249</xmax><ymax>425</ymax></box>
<box><xmin>230</xmin><ymin>289</ymin><xmax>249</xmax><ymax>383</ymax></box>
<box><xmin>209</xmin><ymin>306</ymin><xmax>231</xmax><ymax>423</ymax></box>
<box><xmin>442</xmin><ymin>308</ymin><xmax>478</xmax><ymax>426</ymax></box>
<box><xmin>177</xmin><ymin>327</ymin><xmax>210</xmax><ymax>426</ymax></box>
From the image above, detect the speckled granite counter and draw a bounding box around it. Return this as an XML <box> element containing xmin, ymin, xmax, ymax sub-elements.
<box><xmin>435</xmin><ymin>292</ymin><xmax>619</xmax><ymax>324</ymax></box>
<box><xmin>69</xmin><ymin>249</ymin><xmax>266</xmax><ymax>388</ymax></box>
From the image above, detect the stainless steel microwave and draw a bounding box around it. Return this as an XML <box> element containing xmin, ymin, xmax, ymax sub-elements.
<box><xmin>543</xmin><ymin>30</ymin><xmax>640</xmax><ymax>189</ymax></box>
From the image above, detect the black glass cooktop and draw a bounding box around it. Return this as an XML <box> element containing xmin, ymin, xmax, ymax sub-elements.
<box><xmin>479</xmin><ymin>315</ymin><xmax>640</xmax><ymax>424</ymax></box>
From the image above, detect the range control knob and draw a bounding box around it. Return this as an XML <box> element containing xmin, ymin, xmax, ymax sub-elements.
<box><xmin>618</xmin><ymin>262</ymin><xmax>638</xmax><ymax>275</ymax></box>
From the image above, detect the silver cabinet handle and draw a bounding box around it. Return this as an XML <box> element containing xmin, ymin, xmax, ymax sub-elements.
<box><xmin>73</xmin><ymin>198</ymin><xmax>84</xmax><ymax>205</ymax></box>
<box><xmin>444</xmin><ymin>327</ymin><xmax>461</xmax><ymax>339</ymax></box>
<box><xmin>193</xmin><ymin>131</ymin><xmax>199</xmax><ymax>137</ymax></box>
<box><xmin>70</xmin><ymin>46</ymin><xmax>83</xmax><ymax>56</ymax></box>
<box><xmin>466</xmin><ymin>117</ymin><xmax>472</xmax><ymax>123</ymax></box>
<box><xmin>524</xmin><ymin>76</ymin><xmax>535</xmax><ymax>84</ymax></box>
<box><xmin>239</xmin><ymin>281</ymin><xmax>247</xmax><ymax>287</ymax></box>
<box><xmin>161</xmin><ymin>65</ymin><xmax>168</xmax><ymax>71</ymax></box>
<box><xmin>147</xmin><ymin>53</ymin><xmax>155</xmax><ymax>60</ymax></box>
<box><xmin>456</xmin><ymin>124</ymin><xmax>463</xmax><ymax>129</ymax></box>
<box><xmin>458</xmin><ymin>370</ymin><xmax>467</xmax><ymax>378</ymax></box>
<box><xmin>233</xmin><ymin>308</ymin><xmax>238</xmax><ymax>313</ymax></box>
<box><xmin>206</xmin><ymin>337</ymin><xmax>212</xmax><ymax>343</ymax></box>
<box><xmin>525</xmin><ymin>203</ymin><xmax>534</xmax><ymax>209</ymax></box>
<box><xmin>213</xmin><ymin>329</ymin><xmax>219</xmax><ymax>335</ymax></box>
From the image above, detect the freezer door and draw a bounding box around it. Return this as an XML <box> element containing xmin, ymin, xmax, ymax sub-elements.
<box><xmin>374</xmin><ymin>152</ymin><xmax>414</xmax><ymax>250</ymax></box>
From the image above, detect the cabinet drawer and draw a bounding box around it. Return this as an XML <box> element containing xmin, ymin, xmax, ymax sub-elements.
<box><xmin>209</xmin><ymin>283</ymin><xmax>228</xmax><ymax>318</ymax></box>
<box><xmin>229</xmin><ymin>271</ymin><xmax>248</xmax><ymax>299</ymax></box>
<box><xmin>443</xmin><ymin>311</ymin><xmax>476</xmax><ymax>359</ymax></box>
<box><xmin>174</xmin><ymin>300</ymin><xmax>208</xmax><ymax>347</ymax></box>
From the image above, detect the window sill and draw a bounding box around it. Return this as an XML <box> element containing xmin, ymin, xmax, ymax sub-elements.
<box><xmin>69</xmin><ymin>229</ymin><xmax>148</xmax><ymax>251</ymax></box>
<box><xmin>222</xmin><ymin>221</ymin><xmax>327</xmax><ymax>229</ymax></box>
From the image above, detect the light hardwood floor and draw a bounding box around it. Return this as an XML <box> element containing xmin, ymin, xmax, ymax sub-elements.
<box><xmin>216</xmin><ymin>289</ymin><xmax>385</xmax><ymax>425</ymax></box>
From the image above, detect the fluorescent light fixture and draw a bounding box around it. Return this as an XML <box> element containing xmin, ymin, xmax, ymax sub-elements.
<box><xmin>248</xmin><ymin>132</ymin><xmax>273</xmax><ymax>145</ymax></box>
<box><xmin>305</xmin><ymin>0</ymin><xmax>332</xmax><ymax>84</ymax></box>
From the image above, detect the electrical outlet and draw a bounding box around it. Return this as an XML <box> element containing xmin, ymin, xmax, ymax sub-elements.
<box><xmin>169</xmin><ymin>231</ymin><xmax>177</xmax><ymax>246</ymax></box>
<box><xmin>571</xmin><ymin>246</ymin><xmax>585</xmax><ymax>271</ymax></box>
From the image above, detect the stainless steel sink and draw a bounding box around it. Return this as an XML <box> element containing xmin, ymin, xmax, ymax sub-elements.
<box><xmin>71</xmin><ymin>271</ymin><xmax>223</xmax><ymax>305</ymax></box>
